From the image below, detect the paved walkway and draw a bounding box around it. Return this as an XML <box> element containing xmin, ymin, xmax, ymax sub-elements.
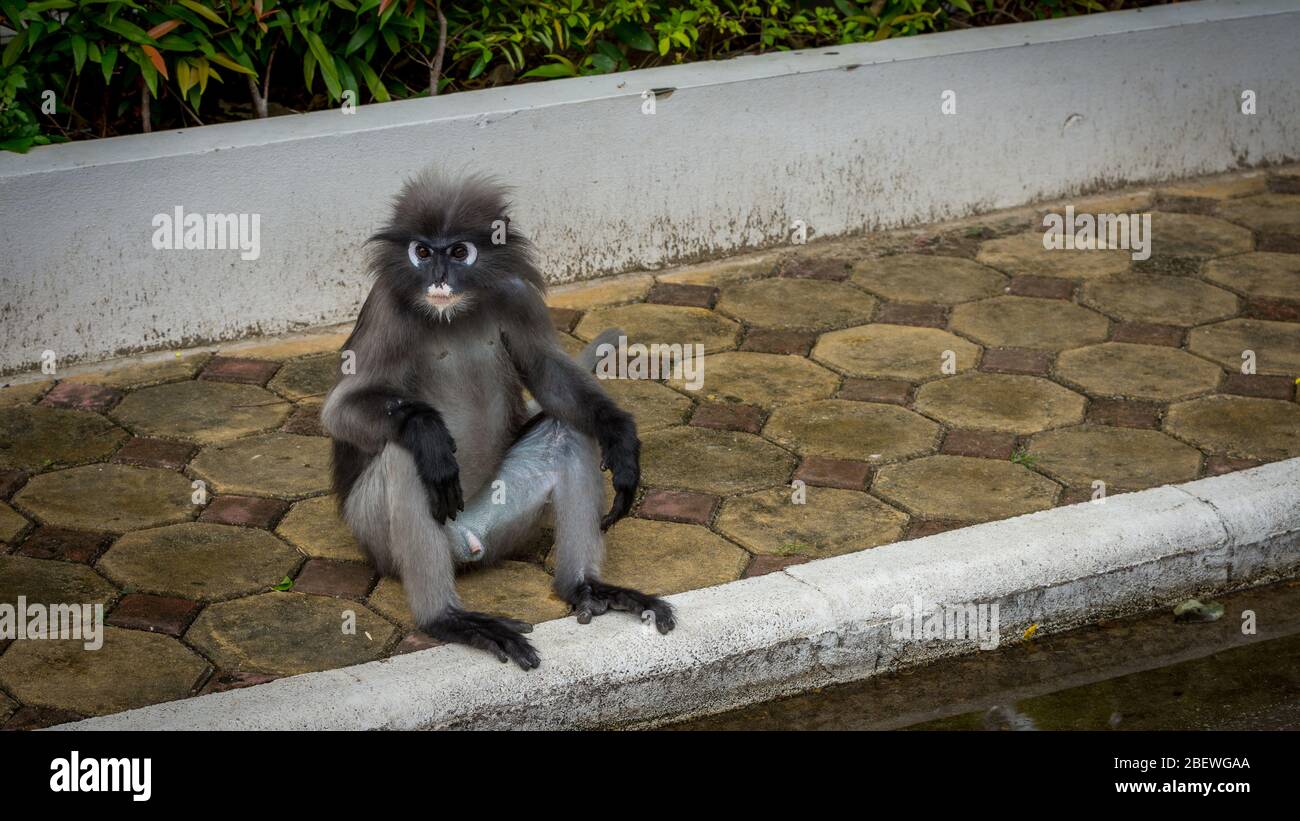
<box><xmin>2</xmin><ymin>168</ymin><xmax>1299</xmax><ymax>727</ymax></box>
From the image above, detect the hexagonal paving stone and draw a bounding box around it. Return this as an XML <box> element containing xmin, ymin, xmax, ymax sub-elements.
<box><xmin>112</xmin><ymin>380</ymin><xmax>291</xmax><ymax>444</ymax></box>
<box><xmin>667</xmin><ymin>352</ymin><xmax>839</xmax><ymax>407</ymax></box>
<box><xmin>0</xmin><ymin>627</ymin><xmax>207</xmax><ymax>716</ymax></box>
<box><xmin>913</xmin><ymin>373</ymin><xmax>1085</xmax><ymax>433</ymax></box>
<box><xmin>715</xmin><ymin>486</ymin><xmax>907</xmax><ymax>559</ymax></box>
<box><xmin>0</xmin><ymin>555</ymin><xmax>117</xmax><ymax>606</ymax></box>
<box><xmin>1202</xmin><ymin>253</ymin><xmax>1300</xmax><ymax>301</ymax></box>
<box><xmin>187</xmin><ymin>592</ymin><xmax>394</xmax><ymax>676</ymax></box>
<box><xmin>1216</xmin><ymin>194</ymin><xmax>1300</xmax><ymax>239</ymax></box>
<box><xmin>223</xmin><ymin>329</ymin><xmax>349</xmax><ymax>361</ymax></box>
<box><xmin>0</xmin><ymin>500</ymin><xmax>29</xmax><ymax>543</ymax></box>
<box><xmin>0</xmin><ymin>381</ymin><xmax>51</xmax><ymax>408</ymax></box>
<box><xmin>600</xmin><ymin>377</ymin><xmax>692</xmax><ymax>432</ymax></box>
<box><xmin>0</xmin><ymin>406</ymin><xmax>128</xmax><ymax>471</ymax></box>
<box><xmin>599</xmin><ymin>518</ymin><xmax>749</xmax><ymax>595</ymax></box>
<box><xmin>641</xmin><ymin>426</ymin><xmax>796</xmax><ymax>494</ymax></box>
<box><xmin>1149</xmin><ymin>212</ymin><xmax>1254</xmax><ymax>257</ymax></box>
<box><xmin>276</xmin><ymin>495</ymin><xmax>366</xmax><ymax>562</ymax></box>
<box><xmin>872</xmin><ymin>455</ymin><xmax>1058</xmax><ymax>521</ymax></box>
<box><xmin>1187</xmin><ymin>319</ymin><xmax>1300</xmax><ymax>377</ymax></box>
<box><xmin>190</xmin><ymin>433</ymin><xmax>331</xmax><ymax>499</ymax></box>
<box><xmin>655</xmin><ymin>252</ymin><xmax>779</xmax><ymax>286</ymax></box>
<box><xmin>1079</xmin><ymin>274</ymin><xmax>1238</xmax><ymax>325</ymax></box>
<box><xmin>369</xmin><ymin>562</ymin><xmax>570</xmax><ymax>627</ymax></box>
<box><xmin>14</xmin><ymin>464</ymin><xmax>195</xmax><ymax>533</ymax></box>
<box><xmin>457</xmin><ymin>561</ymin><xmax>570</xmax><ymax>623</ymax></box>
<box><xmin>715</xmin><ymin>278</ymin><xmax>878</xmax><ymax>331</ymax></box>
<box><xmin>549</xmin><ymin>273</ymin><xmax>655</xmax><ymax>309</ymax></box>
<box><xmin>813</xmin><ymin>325</ymin><xmax>980</xmax><ymax>381</ymax></box>
<box><xmin>765</xmin><ymin>400</ymin><xmax>940</xmax><ymax>462</ymax></box>
<box><xmin>950</xmin><ymin>296</ymin><xmax>1110</xmax><ymax>351</ymax></box>
<box><xmin>1027</xmin><ymin>426</ymin><xmax>1202</xmax><ymax>490</ymax></box>
<box><xmin>850</xmin><ymin>254</ymin><xmax>1009</xmax><ymax>303</ymax></box>
<box><xmin>0</xmin><ymin>692</ymin><xmax>14</xmax><ymax>724</ymax></box>
<box><xmin>975</xmin><ymin>230</ymin><xmax>1131</xmax><ymax>279</ymax></box>
<box><xmin>1055</xmin><ymin>343</ymin><xmax>1222</xmax><ymax>401</ymax></box>
<box><xmin>266</xmin><ymin>353</ymin><xmax>340</xmax><ymax>402</ymax></box>
<box><xmin>98</xmin><ymin>522</ymin><xmax>302</xmax><ymax>600</ymax></box>
<box><xmin>1160</xmin><ymin>174</ymin><xmax>1267</xmax><ymax>200</ymax></box>
<box><xmin>63</xmin><ymin>352</ymin><xmax>211</xmax><ymax>389</ymax></box>
<box><xmin>1165</xmin><ymin>396</ymin><xmax>1300</xmax><ymax>461</ymax></box>
<box><xmin>574</xmin><ymin>304</ymin><xmax>739</xmax><ymax>353</ymax></box>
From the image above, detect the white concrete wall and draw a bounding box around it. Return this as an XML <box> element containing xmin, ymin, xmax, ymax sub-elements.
<box><xmin>2</xmin><ymin>0</ymin><xmax>1298</xmax><ymax>374</ymax></box>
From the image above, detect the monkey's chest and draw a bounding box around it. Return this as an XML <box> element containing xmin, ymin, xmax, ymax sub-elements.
<box><xmin>417</xmin><ymin>342</ymin><xmax>525</xmax><ymax>495</ymax></box>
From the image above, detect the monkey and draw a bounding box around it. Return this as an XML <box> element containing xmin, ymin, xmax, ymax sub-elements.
<box><xmin>321</xmin><ymin>169</ymin><xmax>675</xmax><ymax>670</ymax></box>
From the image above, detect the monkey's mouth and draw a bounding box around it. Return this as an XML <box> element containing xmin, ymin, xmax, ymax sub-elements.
<box><xmin>424</xmin><ymin>283</ymin><xmax>464</xmax><ymax>312</ymax></box>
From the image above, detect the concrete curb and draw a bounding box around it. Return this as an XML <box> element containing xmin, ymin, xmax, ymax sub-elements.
<box><xmin>5</xmin><ymin>0</ymin><xmax>1300</xmax><ymax>373</ymax></box>
<box><xmin>58</xmin><ymin>458</ymin><xmax>1300</xmax><ymax>730</ymax></box>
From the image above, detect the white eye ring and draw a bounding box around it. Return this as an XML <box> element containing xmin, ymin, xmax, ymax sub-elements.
<box><xmin>450</xmin><ymin>241</ymin><xmax>478</xmax><ymax>265</ymax></box>
<box><xmin>408</xmin><ymin>241</ymin><xmax>432</xmax><ymax>267</ymax></box>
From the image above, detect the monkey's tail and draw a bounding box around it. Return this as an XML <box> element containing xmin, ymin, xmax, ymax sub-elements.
<box><xmin>577</xmin><ymin>327</ymin><xmax>625</xmax><ymax>373</ymax></box>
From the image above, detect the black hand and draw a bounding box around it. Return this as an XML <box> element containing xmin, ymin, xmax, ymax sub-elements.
<box><xmin>388</xmin><ymin>399</ymin><xmax>464</xmax><ymax>524</ymax></box>
<box><xmin>564</xmin><ymin>580</ymin><xmax>675</xmax><ymax>634</ymax></box>
<box><xmin>601</xmin><ymin>443</ymin><xmax>639</xmax><ymax>531</ymax></box>
<box><xmin>594</xmin><ymin>404</ymin><xmax>639</xmax><ymax>531</ymax></box>
<box><xmin>426</xmin><ymin>608</ymin><xmax>540</xmax><ymax>670</ymax></box>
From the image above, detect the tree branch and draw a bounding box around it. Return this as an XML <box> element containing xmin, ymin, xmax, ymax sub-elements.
<box><xmin>429</xmin><ymin>2</ymin><xmax>447</xmax><ymax>96</ymax></box>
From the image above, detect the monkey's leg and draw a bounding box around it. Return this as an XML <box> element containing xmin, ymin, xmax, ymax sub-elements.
<box><xmin>345</xmin><ymin>444</ymin><xmax>539</xmax><ymax>669</ymax></box>
<box><xmin>547</xmin><ymin>422</ymin><xmax>677</xmax><ymax>635</ymax></box>
<box><xmin>445</xmin><ymin>416</ymin><xmax>561</xmax><ymax>564</ymax></box>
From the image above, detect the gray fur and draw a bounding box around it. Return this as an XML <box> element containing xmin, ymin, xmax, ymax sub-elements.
<box><xmin>321</xmin><ymin>171</ymin><xmax>671</xmax><ymax>668</ymax></box>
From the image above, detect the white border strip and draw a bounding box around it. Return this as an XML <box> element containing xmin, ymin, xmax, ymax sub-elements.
<box><xmin>57</xmin><ymin>458</ymin><xmax>1300</xmax><ymax>731</ymax></box>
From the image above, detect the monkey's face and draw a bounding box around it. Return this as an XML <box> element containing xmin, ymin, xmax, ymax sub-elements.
<box><xmin>406</xmin><ymin>238</ymin><xmax>479</xmax><ymax>320</ymax></box>
<box><xmin>369</xmin><ymin>170</ymin><xmax>547</xmax><ymax>325</ymax></box>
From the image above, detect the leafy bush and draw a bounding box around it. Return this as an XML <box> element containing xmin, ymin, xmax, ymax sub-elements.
<box><xmin>0</xmin><ymin>0</ymin><xmax>1175</xmax><ymax>152</ymax></box>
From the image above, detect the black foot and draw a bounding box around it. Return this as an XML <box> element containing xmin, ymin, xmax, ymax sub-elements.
<box><xmin>565</xmin><ymin>580</ymin><xmax>676</xmax><ymax>634</ymax></box>
<box><xmin>425</xmin><ymin>608</ymin><xmax>540</xmax><ymax>670</ymax></box>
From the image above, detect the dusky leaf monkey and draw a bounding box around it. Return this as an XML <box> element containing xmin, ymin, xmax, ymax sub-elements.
<box><xmin>322</xmin><ymin>169</ymin><xmax>675</xmax><ymax>670</ymax></box>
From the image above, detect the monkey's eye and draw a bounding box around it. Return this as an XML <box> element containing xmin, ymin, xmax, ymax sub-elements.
<box><xmin>408</xmin><ymin>242</ymin><xmax>433</xmax><ymax>266</ymax></box>
<box><xmin>448</xmin><ymin>241</ymin><xmax>478</xmax><ymax>265</ymax></box>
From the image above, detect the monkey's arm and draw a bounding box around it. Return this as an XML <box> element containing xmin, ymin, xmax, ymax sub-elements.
<box><xmin>322</xmin><ymin>381</ymin><xmax>464</xmax><ymax>523</ymax></box>
<box><xmin>504</xmin><ymin>310</ymin><xmax>640</xmax><ymax>530</ymax></box>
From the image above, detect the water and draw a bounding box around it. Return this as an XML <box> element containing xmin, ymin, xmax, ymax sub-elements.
<box><xmin>672</xmin><ymin>581</ymin><xmax>1300</xmax><ymax>731</ymax></box>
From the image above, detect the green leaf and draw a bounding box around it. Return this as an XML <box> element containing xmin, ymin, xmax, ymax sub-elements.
<box><xmin>303</xmin><ymin>30</ymin><xmax>341</xmax><ymax>99</ymax></box>
<box><xmin>303</xmin><ymin>50</ymin><xmax>317</xmax><ymax>90</ymax></box>
<box><xmin>97</xmin><ymin>16</ymin><xmax>156</xmax><ymax>45</ymax></box>
<box><xmin>25</xmin><ymin>0</ymin><xmax>75</xmax><ymax>11</ymax></box>
<box><xmin>209</xmin><ymin>52</ymin><xmax>255</xmax><ymax>76</ymax></box>
<box><xmin>101</xmin><ymin>45</ymin><xmax>119</xmax><ymax>83</ymax></box>
<box><xmin>271</xmin><ymin>575</ymin><xmax>294</xmax><ymax>592</ymax></box>
<box><xmin>177</xmin><ymin>0</ymin><xmax>226</xmax><ymax>26</ymax></box>
<box><xmin>344</xmin><ymin>22</ymin><xmax>375</xmax><ymax>56</ymax></box>
<box><xmin>1</xmin><ymin>30</ymin><xmax>25</xmax><ymax>68</ymax></box>
<box><xmin>611</xmin><ymin>22</ymin><xmax>654</xmax><ymax>52</ymax></box>
<box><xmin>467</xmin><ymin>51</ymin><xmax>491</xmax><ymax>80</ymax></box>
<box><xmin>351</xmin><ymin>56</ymin><xmax>389</xmax><ymax>102</ymax></box>
<box><xmin>521</xmin><ymin>62</ymin><xmax>577</xmax><ymax>79</ymax></box>
<box><xmin>71</xmin><ymin>34</ymin><xmax>87</xmax><ymax>73</ymax></box>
